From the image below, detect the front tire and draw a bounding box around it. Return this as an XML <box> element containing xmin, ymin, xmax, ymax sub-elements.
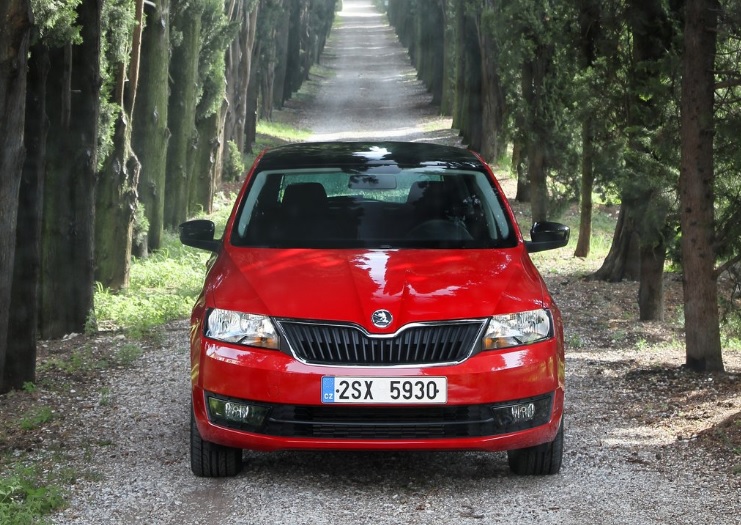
<box><xmin>507</xmin><ymin>419</ymin><xmax>564</xmax><ymax>475</ymax></box>
<box><xmin>190</xmin><ymin>407</ymin><xmax>243</xmax><ymax>477</ymax></box>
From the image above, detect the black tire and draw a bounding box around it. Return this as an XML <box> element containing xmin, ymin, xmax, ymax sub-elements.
<box><xmin>507</xmin><ymin>419</ymin><xmax>564</xmax><ymax>475</ymax></box>
<box><xmin>190</xmin><ymin>407</ymin><xmax>243</xmax><ymax>477</ymax></box>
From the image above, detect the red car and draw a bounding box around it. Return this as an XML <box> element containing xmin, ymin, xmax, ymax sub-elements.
<box><xmin>180</xmin><ymin>142</ymin><xmax>569</xmax><ymax>477</ymax></box>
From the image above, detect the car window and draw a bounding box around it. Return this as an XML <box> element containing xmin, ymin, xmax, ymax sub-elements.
<box><xmin>232</xmin><ymin>168</ymin><xmax>516</xmax><ymax>249</ymax></box>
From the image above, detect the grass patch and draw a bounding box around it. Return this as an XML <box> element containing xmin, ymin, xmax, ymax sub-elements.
<box><xmin>242</xmin><ymin>121</ymin><xmax>312</xmax><ymax>174</ymax></box>
<box><xmin>0</xmin><ymin>463</ymin><xmax>65</xmax><ymax>525</ymax></box>
<box><xmin>38</xmin><ymin>347</ymin><xmax>108</xmax><ymax>377</ymax></box>
<box><xmin>18</xmin><ymin>407</ymin><xmax>53</xmax><ymax>431</ymax></box>
<box><xmin>35</xmin><ymin>342</ymin><xmax>146</xmax><ymax>378</ymax></box>
<box><xmin>115</xmin><ymin>344</ymin><xmax>144</xmax><ymax>366</ymax></box>
<box><xmin>94</xmin><ymin>231</ymin><xmax>210</xmax><ymax>336</ymax></box>
<box><xmin>256</xmin><ymin>120</ymin><xmax>311</xmax><ymax>144</ymax></box>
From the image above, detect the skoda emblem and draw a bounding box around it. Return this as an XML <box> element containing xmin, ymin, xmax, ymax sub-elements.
<box><xmin>371</xmin><ymin>309</ymin><xmax>393</xmax><ymax>328</ymax></box>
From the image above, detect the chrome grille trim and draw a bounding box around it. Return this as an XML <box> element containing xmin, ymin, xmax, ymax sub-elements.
<box><xmin>275</xmin><ymin>319</ymin><xmax>488</xmax><ymax>366</ymax></box>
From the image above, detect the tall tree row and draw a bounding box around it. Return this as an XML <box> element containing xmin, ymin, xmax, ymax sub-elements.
<box><xmin>386</xmin><ymin>0</ymin><xmax>741</xmax><ymax>371</ymax></box>
<box><xmin>0</xmin><ymin>0</ymin><xmax>337</xmax><ymax>393</ymax></box>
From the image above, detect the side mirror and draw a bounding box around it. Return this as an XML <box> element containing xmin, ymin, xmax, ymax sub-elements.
<box><xmin>179</xmin><ymin>219</ymin><xmax>220</xmax><ymax>252</ymax></box>
<box><xmin>525</xmin><ymin>221</ymin><xmax>570</xmax><ymax>253</ymax></box>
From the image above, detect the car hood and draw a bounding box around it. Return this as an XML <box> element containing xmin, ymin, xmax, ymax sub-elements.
<box><xmin>208</xmin><ymin>248</ymin><xmax>547</xmax><ymax>333</ymax></box>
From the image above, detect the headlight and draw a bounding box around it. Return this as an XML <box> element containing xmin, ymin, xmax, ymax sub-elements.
<box><xmin>482</xmin><ymin>309</ymin><xmax>552</xmax><ymax>350</ymax></box>
<box><xmin>206</xmin><ymin>309</ymin><xmax>279</xmax><ymax>349</ymax></box>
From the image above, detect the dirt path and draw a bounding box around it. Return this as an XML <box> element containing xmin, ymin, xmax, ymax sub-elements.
<box><xmin>50</xmin><ymin>2</ymin><xmax>740</xmax><ymax>524</ymax></box>
<box><xmin>300</xmin><ymin>0</ymin><xmax>461</xmax><ymax>144</ymax></box>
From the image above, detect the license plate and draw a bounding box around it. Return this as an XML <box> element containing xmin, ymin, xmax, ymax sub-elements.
<box><xmin>321</xmin><ymin>376</ymin><xmax>447</xmax><ymax>404</ymax></box>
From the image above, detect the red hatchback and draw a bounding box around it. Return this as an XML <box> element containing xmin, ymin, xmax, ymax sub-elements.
<box><xmin>180</xmin><ymin>142</ymin><xmax>569</xmax><ymax>477</ymax></box>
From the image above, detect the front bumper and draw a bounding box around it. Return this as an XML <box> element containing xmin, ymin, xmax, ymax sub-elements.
<box><xmin>192</xmin><ymin>338</ymin><xmax>564</xmax><ymax>452</ymax></box>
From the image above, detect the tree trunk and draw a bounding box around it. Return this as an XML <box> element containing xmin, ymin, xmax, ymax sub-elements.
<box><xmin>574</xmin><ymin>0</ymin><xmax>600</xmax><ymax>258</ymax></box>
<box><xmin>189</xmin><ymin>111</ymin><xmax>220</xmax><ymax>215</ymax></box>
<box><xmin>0</xmin><ymin>0</ymin><xmax>31</xmax><ymax>393</ymax></box>
<box><xmin>679</xmin><ymin>0</ymin><xmax>723</xmax><ymax>371</ymax></box>
<box><xmin>96</xmin><ymin>0</ymin><xmax>144</xmax><ymax>290</ymax></box>
<box><xmin>260</xmin><ymin>28</ymin><xmax>277</xmax><ymax>120</ymax></box>
<box><xmin>165</xmin><ymin>7</ymin><xmax>201</xmax><ymax>229</ymax></box>
<box><xmin>272</xmin><ymin>5</ymin><xmax>290</xmax><ymax>109</ymax></box>
<box><xmin>521</xmin><ymin>47</ymin><xmax>549</xmax><ymax>221</ymax></box>
<box><xmin>39</xmin><ymin>0</ymin><xmax>101</xmax><ymax>340</ymax></box>
<box><xmin>224</xmin><ymin>0</ymin><xmax>243</xmax><ymax>149</ymax></box>
<box><xmin>451</xmin><ymin>0</ymin><xmax>465</xmax><ymax>131</ymax></box>
<box><xmin>225</xmin><ymin>1</ymin><xmax>258</xmax><ymax>155</ymax></box>
<box><xmin>439</xmin><ymin>0</ymin><xmax>453</xmax><ymax>115</ymax></box>
<box><xmin>414</xmin><ymin>1</ymin><xmax>443</xmax><ymax>105</ymax></box>
<box><xmin>95</xmin><ymin>117</ymin><xmax>141</xmax><ymax>289</ymax></box>
<box><xmin>7</xmin><ymin>45</ymin><xmax>48</xmax><ymax>391</ymax></box>
<box><xmin>476</xmin><ymin>8</ymin><xmax>505</xmax><ymax>162</ymax></box>
<box><xmin>592</xmin><ymin>0</ymin><xmax>673</xmax><ymax>312</ymax></box>
<box><xmin>522</xmin><ymin>39</ymin><xmax>554</xmax><ymax>223</ymax></box>
<box><xmin>620</xmin><ymin>0</ymin><xmax>675</xmax><ymax>320</ymax></box>
<box><xmin>461</xmin><ymin>12</ymin><xmax>482</xmax><ymax>151</ymax></box>
<box><xmin>133</xmin><ymin>0</ymin><xmax>171</xmax><ymax>251</ymax></box>
<box><xmin>589</xmin><ymin>200</ymin><xmax>641</xmax><ymax>282</ymax></box>
<box><xmin>285</xmin><ymin>0</ymin><xmax>304</xmax><ymax>100</ymax></box>
<box><xmin>512</xmin><ymin>109</ymin><xmax>529</xmax><ymax>203</ymax></box>
<box><xmin>638</xmin><ymin>239</ymin><xmax>666</xmax><ymax>320</ymax></box>
<box><xmin>527</xmin><ymin>142</ymin><xmax>548</xmax><ymax>223</ymax></box>
<box><xmin>513</xmin><ymin>139</ymin><xmax>530</xmax><ymax>203</ymax></box>
<box><xmin>574</xmin><ymin>120</ymin><xmax>595</xmax><ymax>257</ymax></box>
<box><xmin>245</xmin><ymin>43</ymin><xmax>260</xmax><ymax>151</ymax></box>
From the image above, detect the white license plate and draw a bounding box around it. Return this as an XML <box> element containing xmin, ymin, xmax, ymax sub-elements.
<box><xmin>321</xmin><ymin>376</ymin><xmax>447</xmax><ymax>404</ymax></box>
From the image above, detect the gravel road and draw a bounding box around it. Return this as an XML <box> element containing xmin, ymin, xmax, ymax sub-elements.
<box><xmin>51</xmin><ymin>1</ymin><xmax>740</xmax><ymax>524</ymax></box>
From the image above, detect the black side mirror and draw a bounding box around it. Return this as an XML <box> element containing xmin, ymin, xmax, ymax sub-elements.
<box><xmin>179</xmin><ymin>219</ymin><xmax>220</xmax><ymax>252</ymax></box>
<box><xmin>525</xmin><ymin>221</ymin><xmax>570</xmax><ymax>253</ymax></box>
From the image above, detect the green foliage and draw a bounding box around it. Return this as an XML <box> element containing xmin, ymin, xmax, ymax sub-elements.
<box><xmin>196</xmin><ymin>0</ymin><xmax>239</xmax><ymax>120</ymax></box>
<box><xmin>19</xmin><ymin>407</ymin><xmax>53</xmax><ymax>431</ymax></box>
<box><xmin>30</xmin><ymin>0</ymin><xmax>82</xmax><ymax>47</ymax></box>
<box><xmin>98</xmin><ymin>387</ymin><xmax>112</xmax><ymax>406</ymax></box>
<box><xmin>256</xmin><ymin>120</ymin><xmax>311</xmax><ymax>143</ymax></box>
<box><xmin>721</xmin><ymin>316</ymin><xmax>741</xmax><ymax>351</ymax></box>
<box><xmin>483</xmin><ymin>0</ymin><xmax>581</xmax><ymax>210</ymax></box>
<box><xmin>196</xmin><ymin>192</ymin><xmax>236</xmax><ymax>235</ymax></box>
<box><xmin>224</xmin><ymin>141</ymin><xmax>246</xmax><ymax>182</ymax></box>
<box><xmin>96</xmin><ymin>100</ymin><xmax>120</xmax><ymax>172</ymax></box>
<box><xmin>0</xmin><ymin>464</ymin><xmax>65</xmax><ymax>525</ymax></box>
<box><xmin>97</xmin><ymin>0</ymin><xmax>137</xmax><ymax>169</ymax></box>
<box><xmin>101</xmin><ymin>0</ymin><xmax>137</xmax><ymax>68</ymax></box>
<box><xmin>133</xmin><ymin>202</ymin><xmax>150</xmax><ymax>250</ymax></box>
<box><xmin>116</xmin><ymin>344</ymin><xmax>144</xmax><ymax>365</ymax></box>
<box><xmin>95</xmin><ymin>231</ymin><xmax>210</xmax><ymax>336</ymax></box>
<box><xmin>39</xmin><ymin>347</ymin><xmax>107</xmax><ymax>376</ymax></box>
<box><xmin>37</xmin><ymin>342</ymin><xmax>144</xmax><ymax>378</ymax></box>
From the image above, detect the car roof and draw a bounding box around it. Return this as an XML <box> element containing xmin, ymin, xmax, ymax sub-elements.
<box><xmin>255</xmin><ymin>141</ymin><xmax>486</xmax><ymax>172</ymax></box>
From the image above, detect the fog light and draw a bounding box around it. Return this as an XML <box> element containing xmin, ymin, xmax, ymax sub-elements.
<box><xmin>207</xmin><ymin>396</ymin><xmax>268</xmax><ymax>428</ymax></box>
<box><xmin>490</xmin><ymin>394</ymin><xmax>552</xmax><ymax>432</ymax></box>
<box><xmin>511</xmin><ymin>402</ymin><xmax>536</xmax><ymax>421</ymax></box>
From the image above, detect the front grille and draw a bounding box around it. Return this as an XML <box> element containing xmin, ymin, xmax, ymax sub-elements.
<box><xmin>276</xmin><ymin>320</ymin><xmax>487</xmax><ymax>365</ymax></box>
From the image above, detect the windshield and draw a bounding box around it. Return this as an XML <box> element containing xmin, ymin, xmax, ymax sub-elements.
<box><xmin>231</xmin><ymin>167</ymin><xmax>517</xmax><ymax>249</ymax></box>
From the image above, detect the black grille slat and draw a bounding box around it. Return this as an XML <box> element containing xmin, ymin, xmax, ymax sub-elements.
<box><xmin>277</xmin><ymin>320</ymin><xmax>485</xmax><ymax>366</ymax></box>
<box><xmin>257</xmin><ymin>395</ymin><xmax>553</xmax><ymax>439</ymax></box>
<box><xmin>268</xmin><ymin>405</ymin><xmax>495</xmax><ymax>439</ymax></box>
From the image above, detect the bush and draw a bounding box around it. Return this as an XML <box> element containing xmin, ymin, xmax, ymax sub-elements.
<box><xmin>223</xmin><ymin>140</ymin><xmax>245</xmax><ymax>181</ymax></box>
